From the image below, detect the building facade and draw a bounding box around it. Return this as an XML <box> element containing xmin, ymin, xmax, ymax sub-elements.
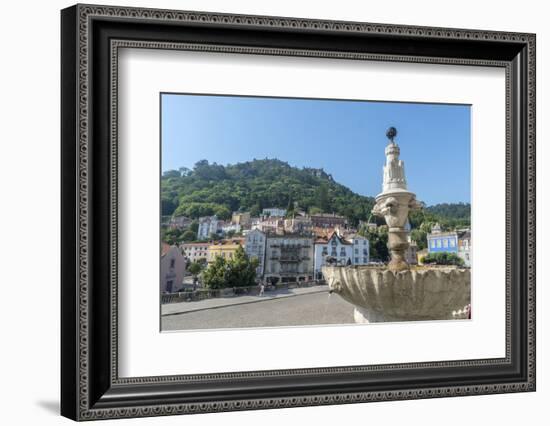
<box><xmin>262</xmin><ymin>207</ymin><xmax>287</xmax><ymax>217</ymax></box>
<box><xmin>208</xmin><ymin>239</ymin><xmax>244</xmax><ymax>263</ymax></box>
<box><xmin>457</xmin><ymin>230</ymin><xmax>471</xmax><ymax>267</ymax></box>
<box><xmin>264</xmin><ymin>233</ymin><xmax>314</xmax><ymax>284</ymax></box>
<box><xmin>427</xmin><ymin>223</ymin><xmax>459</xmax><ymax>254</ymax></box>
<box><xmin>197</xmin><ymin>215</ymin><xmax>221</xmax><ymax>240</ymax></box>
<box><xmin>310</xmin><ymin>213</ymin><xmax>347</xmax><ymax>229</ymax></box>
<box><xmin>405</xmin><ymin>239</ymin><xmax>418</xmax><ymax>265</ymax></box>
<box><xmin>254</xmin><ymin>217</ymin><xmax>285</xmax><ymax>234</ymax></box>
<box><xmin>160</xmin><ymin>244</ymin><xmax>186</xmax><ymax>293</ymax></box>
<box><xmin>231</xmin><ymin>212</ymin><xmax>251</xmax><ymax>227</ymax></box>
<box><xmin>167</xmin><ymin>215</ymin><xmax>192</xmax><ymax>230</ymax></box>
<box><xmin>244</xmin><ymin>229</ymin><xmax>267</xmax><ymax>277</ymax></box>
<box><xmin>313</xmin><ymin>232</ymin><xmax>369</xmax><ymax>279</ymax></box>
<box><xmin>426</xmin><ymin>224</ymin><xmax>472</xmax><ymax>267</ymax></box>
<box><xmin>221</xmin><ymin>222</ymin><xmax>242</xmax><ymax>235</ymax></box>
<box><xmin>350</xmin><ymin>235</ymin><xmax>370</xmax><ymax>266</ymax></box>
<box><xmin>181</xmin><ymin>242</ymin><xmax>210</xmax><ymax>263</ymax></box>
<box><xmin>284</xmin><ymin>215</ymin><xmax>313</xmax><ymax>234</ymax></box>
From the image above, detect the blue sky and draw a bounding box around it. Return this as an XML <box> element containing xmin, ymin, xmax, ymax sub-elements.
<box><xmin>161</xmin><ymin>93</ymin><xmax>471</xmax><ymax>206</ymax></box>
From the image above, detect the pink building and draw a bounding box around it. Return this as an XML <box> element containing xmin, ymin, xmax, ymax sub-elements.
<box><xmin>160</xmin><ymin>243</ymin><xmax>186</xmax><ymax>293</ymax></box>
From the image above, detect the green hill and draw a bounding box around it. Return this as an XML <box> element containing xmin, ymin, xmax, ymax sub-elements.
<box><xmin>161</xmin><ymin>159</ymin><xmax>375</xmax><ymax>226</ymax></box>
<box><xmin>425</xmin><ymin>202</ymin><xmax>470</xmax><ymax>221</ymax></box>
<box><xmin>161</xmin><ymin>159</ymin><xmax>471</xmax><ymax>230</ymax></box>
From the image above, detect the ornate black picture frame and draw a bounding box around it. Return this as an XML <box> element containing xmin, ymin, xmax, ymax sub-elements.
<box><xmin>61</xmin><ymin>4</ymin><xmax>536</xmax><ymax>421</ymax></box>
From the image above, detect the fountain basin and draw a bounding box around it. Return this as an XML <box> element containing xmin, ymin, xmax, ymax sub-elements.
<box><xmin>322</xmin><ymin>265</ymin><xmax>471</xmax><ymax>323</ymax></box>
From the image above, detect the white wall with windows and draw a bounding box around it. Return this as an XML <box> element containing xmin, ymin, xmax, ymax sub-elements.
<box><xmin>244</xmin><ymin>229</ymin><xmax>267</xmax><ymax>276</ymax></box>
<box><xmin>314</xmin><ymin>234</ymin><xmax>369</xmax><ymax>278</ymax></box>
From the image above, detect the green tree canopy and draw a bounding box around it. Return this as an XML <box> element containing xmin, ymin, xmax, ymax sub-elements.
<box><xmin>181</xmin><ymin>229</ymin><xmax>196</xmax><ymax>242</ymax></box>
<box><xmin>173</xmin><ymin>202</ymin><xmax>231</xmax><ymax>220</ymax></box>
<box><xmin>162</xmin><ymin>227</ymin><xmax>183</xmax><ymax>245</ymax></box>
<box><xmin>163</xmin><ymin>170</ymin><xmax>181</xmax><ymax>178</ymax></box>
<box><xmin>223</xmin><ymin>246</ymin><xmax>259</xmax><ymax>288</ymax></box>
<box><xmin>188</xmin><ymin>261</ymin><xmax>204</xmax><ymax>278</ymax></box>
<box><xmin>360</xmin><ymin>226</ymin><xmax>389</xmax><ymax>262</ymax></box>
<box><xmin>202</xmin><ymin>246</ymin><xmax>259</xmax><ymax>289</ymax></box>
<box><xmin>201</xmin><ymin>256</ymin><xmax>227</xmax><ymax>289</ymax></box>
<box><xmin>410</xmin><ymin>228</ymin><xmax>428</xmax><ymax>250</ymax></box>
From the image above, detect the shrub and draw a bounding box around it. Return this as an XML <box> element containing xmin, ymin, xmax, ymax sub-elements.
<box><xmin>421</xmin><ymin>252</ymin><xmax>465</xmax><ymax>267</ymax></box>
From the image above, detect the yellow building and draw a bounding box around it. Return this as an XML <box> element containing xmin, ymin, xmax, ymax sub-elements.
<box><xmin>231</xmin><ymin>212</ymin><xmax>251</xmax><ymax>226</ymax></box>
<box><xmin>208</xmin><ymin>239</ymin><xmax>244</xmax><ymax>263</ymax></box>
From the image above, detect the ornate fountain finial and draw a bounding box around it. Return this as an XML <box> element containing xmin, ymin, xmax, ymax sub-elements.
<box><xmin>386</xmin><ymin>126</ymin><xmax>397</xmax><ymax>143</ymax></box>
<box><xmin>372</xmin><ymin>126</ymin><xmax>422</xmax><ymax>271</ymax></box>
<box><xmin>382</xmin><ymin>127</ymin><xmax>406</xmax><ymax>192</ymax></box>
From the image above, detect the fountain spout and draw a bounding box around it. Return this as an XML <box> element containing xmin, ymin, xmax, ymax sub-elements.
<box><xmin>372</xmin><ymin>127</ymin><xmax>422</xmax><ymax>272</ymax></box>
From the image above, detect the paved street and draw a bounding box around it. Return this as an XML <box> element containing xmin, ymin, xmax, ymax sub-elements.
<box><xmin>162</xmin><ymin>285</ymin><xmax>328</xmax><ymax>316</ymax></box>
<box><xmin>161</xmin><ymin>290</ymin><xmax>355</xmax><ymax>331</ymax></box>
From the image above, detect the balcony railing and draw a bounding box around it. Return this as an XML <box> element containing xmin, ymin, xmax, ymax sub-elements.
<box><xmin>270</xmin><ymin>256</ymin><xmax>311</xmax><ymax>262</ymax></box>
<box><xmin>269</xmin><ymin>244</ymin><xmax>311</xmax><ymax>249</ymax></box>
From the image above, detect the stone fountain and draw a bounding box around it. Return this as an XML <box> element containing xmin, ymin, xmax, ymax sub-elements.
<box><xmin>322</xmin><ymin>127</ymin><xmax>471</xmax><ymax>323</ymax></box>
<box><xmin>372</xmin><ymin>127</ymin><xmax>423</xmax><ymax>272</ymax></box>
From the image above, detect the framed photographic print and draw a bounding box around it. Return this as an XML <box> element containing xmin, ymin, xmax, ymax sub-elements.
<box><xmin>61</xmin><ymin>4</ymin><xmax>536</xmax><ymax>421</ymax></box>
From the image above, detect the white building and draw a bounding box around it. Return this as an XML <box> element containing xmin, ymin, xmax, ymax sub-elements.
<box><xmin>221</xmin><ymin>222</ymin><xmax>242</xmax><ymax>235</ymax></box>
<box><xmin>160</xmin><ymin>244</ymin><xmax>186</xmax><ymax>293</ymax></box>
<box><xmin>253</xmin><ymin>217</ymin><xmax>285</xmax><ymax>234</ymax></box>
<box><xmin>197</xmin><ymin>215</ymin><xmax>221</xmax><ymax>240</ymax></box>
<box><xmin>350</xmin><ymin>235</ymin><xmax>370</xmax><ymax>266</ymax></box>
<box><xmin>313</xmin><ymin>232</ymin><xmax>369</xmax><ymax>279</ymax></box>
<box><xmin>314</xmin><ymin>232</ymin><xmax>352</xmax><ymax>279</ymax></box>
<box><xmin>244</xmin><ymin>229</ymin><xmax>267</xmax><ymax>277</ymax></box>
<box><xmin>457</xmin><ymin>229</ymin><xmax>472</xmax><ymax>267</ymax></box>
<box><xmin>262</xmin><ymin>207</ymin><xmax>287</xmax><ymax>217</ymax></box>
<box><xmin>181</xmin><ymin>242</ymin><xmax>210</xmax><ymax>263</ymax></box>
<box><xmin>250</xmin><ymin>217</ymin><xmax>262</xmax><ymax>230</ymax></box>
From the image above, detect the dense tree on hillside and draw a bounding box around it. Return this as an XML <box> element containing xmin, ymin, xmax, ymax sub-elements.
<box><xmin>409</xmin><ymin>205</ymin><xmax>470</xmax><ymax>233</ymax></box>
<box><xmin>162</xmin><ymin>170</ymin><xmax>181</xmax><ymax>179</ymax></box>
<box><xmin>161</xmin><ymin>196</ymin><xmax>178</xmax><ymax>217</ymax></box>
<box><xmin>173</xmin><ymin>202</ymin><xmax>231</xmax><ymax>220</ymax></box>
<box><xmin>162</xmin><ymin>227</ymin><xmax>183</xmax><ymax>245</ymax></box>
<box><xmin>162</xmin><ymin>159</ymin><xmax>376</xmax><ymax>226</ymax></box>
<box><xmin>425</xmin><ymin>202</ymin><xmax>470</xmax><ymax>220</ymax></box>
